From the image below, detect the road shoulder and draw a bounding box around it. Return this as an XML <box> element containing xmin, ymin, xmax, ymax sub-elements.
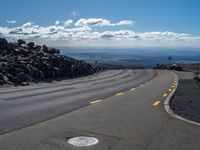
<box><xmin>165</xmin><ymin>71</ymin><xmax>200</xmax><ymax>127</ymax></box>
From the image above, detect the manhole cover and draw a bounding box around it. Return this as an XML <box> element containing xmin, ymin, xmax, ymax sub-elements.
<box><xmin>67</xmin><ymin>136</ymin><xmax>99</xmax><ymax>147</ymax></box>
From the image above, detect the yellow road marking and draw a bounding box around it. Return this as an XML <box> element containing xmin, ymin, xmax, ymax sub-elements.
<box><xmin>129</xmin><ymin>88</ymin><xmax>136</xmax><ymax>91</ymax></box>
<box><xmin>171</xmin><ymin>85</ymin><xmax>175</xmax><ymax>88</ymax></box>
<box><xmin>168</xmin><ymin>88</ymin><xmax>172</xmax><ymax>92</ymax></box>
<box><xmin>90</xmin><ymin>100</ymin><xmax>102</xmax><ymax>104</ymax></box>
<box><xmin>163</xmin><ymin>93</ymin><xmax>168</xmax><ymax>97</ymax></box>
<box><xmin>140</xmin><ymin>84</ymin><xmax>144</xmax><ymax>87</ymax></box>
<box><xmin>153</xmin><ymin>101</ymin><xmax>161</xmax><ymax>106</ymax></box>
<box><xmin>115</xmin><ymin>92</ymin><xmax>124</xmax><ymax>96</ymax></box>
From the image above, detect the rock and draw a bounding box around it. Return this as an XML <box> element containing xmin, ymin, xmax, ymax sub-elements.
<box><xmin>42</xmin><ymin>45</ymin><xmax>60</xmax><ymax>54</ymax></box>
<box><xmin>14</xmin><ymin>48</ymin><xmax>22</xmax><ymax>55</ymax></box>
<box><xmin>155</xmin><ymin>64</ymin><xmax>183</xmax><ymax>71</ymax></box>
<box><xmin>0</xmin><ymin>38</ymin><xmax>8</xmax><ymax>49</ymax></box>
<box><xmin>21</xmin><ymin>44</ymin><xmax>28</xmax><ymax>48</ymax></box>
<box><xmin>3</xmin><ymin>75</ymin><xmax>9</xmax><ymax>82</ymax></box>
<box><xmin>0</xmin><ymin>38</ymin><xmax>98</xmax><ymax>86</ymax></box>
<box><xmin>27</xmin><ymin>42</ymin><xmax>35</xmax><ymax>48</ymax></box>
<box><xmin>17</xmin><ymin>39</ymin><xmax>26</xmax><ymax>46</ymax></box>
<box><xmin>35</xmin><ymin>45</ymin><xmax>41</xmax><ymax>51</ymax></box>
<box><xmin>0</xmin><ymin>38</ymin><xmax>9</xmax><ymax>55</ymax></box>
<box><xmin>0</xmin><ymin>73</ymin><xmax>4</xmax><ymax>80</ymax></box>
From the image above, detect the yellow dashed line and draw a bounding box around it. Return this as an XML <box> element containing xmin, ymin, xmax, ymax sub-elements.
<box><xmin>168</xmin><ymin>88</ymin><xmax>172</xmax><ymax>92</ymax></box>
<box><xmin>171</xmin><ymin>85</ymin><xmax>175</xmax><ymax>88</ymax></box>
<box><xmin>115</xmin><ymin>92</ymin><xmax>124</xmax><ymax>96</ymax></box>
<box><xmin>129</xmin><ymin>88</ymin><xmax>136</xmax><ymax>91</ymax></box>
<box><xmin>90</xmin><ymin>100</ymin><xmax>102</xmax><ymax>104</ymax></box>
<box><xmin>163</xmin><ymin>93</ymin><xmax>168</xmax><ymax>97</ymax></box>
<box><xmin>153</xmin><ymin>101</ymin><xmax>161</xmax><ymax>106</ymax></box>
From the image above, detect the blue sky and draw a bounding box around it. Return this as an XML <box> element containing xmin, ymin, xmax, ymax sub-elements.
<box><xmin>0</xmin><ymin>0</ymin><xmax>200</xmax><ymax>47</ymax></box>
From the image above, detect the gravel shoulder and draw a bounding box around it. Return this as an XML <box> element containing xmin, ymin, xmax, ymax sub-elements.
<box><xmin>170</xmin><ymin>71</ymin><xmax>200</xmax><ymax>123</ymax></box>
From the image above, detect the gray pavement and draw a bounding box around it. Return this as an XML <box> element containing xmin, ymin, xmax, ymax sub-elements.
<box><xmin>0</xmin><ymin>69</ymin><xmax>155</xmax><ymax>135</ymax></box>
<box><xmin>0</xmin><ymin>70</ymin><xmax>200</xmax><ymax>150</ymax></box>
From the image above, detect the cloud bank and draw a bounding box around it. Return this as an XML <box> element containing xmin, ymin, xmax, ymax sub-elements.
<box><xmin>0</xmin><ymin>18</ymin><xmax>200</xmax><ymax>48</ymax></box>
<box><xmin>75</xmin><ymin>18</ymin><xmax>134</xmax><ymax>27</ymax></box>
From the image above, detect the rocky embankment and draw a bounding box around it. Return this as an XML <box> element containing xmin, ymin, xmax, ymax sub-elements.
<box><xmin>154</xmin><ymin>64</ymin><xmax>183</xmax><ymax>70</ymax></box>
<box><xmin>0</xmin><ymin>38</ymin><xmax>98</xmax><ymax>86</ymax></box>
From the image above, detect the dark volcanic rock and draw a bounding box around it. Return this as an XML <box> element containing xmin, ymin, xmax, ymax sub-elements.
<box><xmin>154</xmin><ymin>64</ymin><xmax>183</xmax><ymax>71</ymax></box>
<box><xmin>27</xmin><ymin>42</ymin><xmax>35</xmax><ymax>48</ymax></box>
<box><xmin>0</xmin><ymin>38</ymin><xmax>99</xmax><ymax>86</ymax></box>
<box><xmin>17</xmin><ymin>39</ymin><xmax>26</xmax><ymax>46</ymax></box>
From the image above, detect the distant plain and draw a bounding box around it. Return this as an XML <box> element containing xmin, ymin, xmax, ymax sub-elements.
<box><xmin>61</xmin><ymin>48</ymin><xmax>200</xmax><ymax>68</ymax></box>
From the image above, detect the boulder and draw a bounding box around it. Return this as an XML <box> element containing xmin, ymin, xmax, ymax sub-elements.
<box><xmin>27</xmin><ymin>42</ymin><xmax>35</xmax><ymax>48</ymax></box>
<box><xmin>17</xmin><ymin>39</ymin><xmax>26</xmax><ymax>46</ymax></box>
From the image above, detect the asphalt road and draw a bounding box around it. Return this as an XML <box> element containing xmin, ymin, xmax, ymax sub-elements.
<box><xmin>0</xmin><ymin>69</ymin><xmax>200</xmax><ymax>150</ymax></box>
<box><xmin>0</xmin><ymin>69</ymin><xmax>156</xmax><ymax>135</ymax></box>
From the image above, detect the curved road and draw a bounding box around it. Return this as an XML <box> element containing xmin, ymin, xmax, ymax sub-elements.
<box><xmin>0</xmin><ymin>69</ymin><xmax>156</xmax><ymax>135</ymax></box>
<box><xmin>0</xmin><ymin>69</ymin><xmax>200</xmax><ymax>150</ymax></box>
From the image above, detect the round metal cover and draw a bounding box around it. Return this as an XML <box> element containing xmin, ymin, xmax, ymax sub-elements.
<box><xmin>67</xmin><ymin>136</ymin><xmax>99</xmax><ymax>147</ymax></box>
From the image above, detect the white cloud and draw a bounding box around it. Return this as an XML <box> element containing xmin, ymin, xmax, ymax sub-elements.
<box><xmin>75</xmin><ymin>18</ymin><xmax>134</xmax><ymax>27</ymax></box>
<box><xmin>75</xmin><ymin>18</ymin><xmax>111</xmax><ymax>27</ymax></box>
<box><xmin>64</xmin><ymin>19</ymin><xmax>73</xmax><ymax>26</ymax></box>
<box><xmin>0</xmin><ymin>18</ymin><xmax>200</xmax><ymax>48</ymax></box>
<box><xmin>6</xmin><ymin>20</ymin><xmax>17</xmax><ymax>24</ymax></box>
<box><xmin>70</xmin><ymin>11</ymin><xmax>79</xmax><ymax>17</ymax></box>
<box><xmin>22</xmin><ymin>22</ymin><xmax>35</xmax><ymax>28</ymax></box>
<box><xmin>116</xmin><ymin>20</ymin><xmax>134</xmax><ymax>26</ymax></box>
<box><xmin>55</xmin><ymin>21</ymin><xmax>60</xmax><ymax>26</ymax></box>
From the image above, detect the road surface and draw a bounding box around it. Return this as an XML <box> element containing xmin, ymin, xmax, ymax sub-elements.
<box><xmin>0</xmin><ymin>69</ymin><xmax>200</xmax><ymax>150</ymax></box>
<box><xmin>0</xmin><ymin>69</ymin><xmax>156</xmax><ymax>135</ymax></box>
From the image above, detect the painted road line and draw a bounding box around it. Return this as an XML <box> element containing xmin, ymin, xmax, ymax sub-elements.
<box><xmin>90</xmin><ymin>100</ymin><xmax>102</xmax><ymax>104</ymax></box>
<box><xmin>153</xmin><ymin>101</ymin><xmax>161</xmax><ymax>106</ymax></box>
<box><xmin>115</xmin><ymin>92</ymin><xmax>124</xmax><ymax>96</ymax></box>
<box><xmin>163</xmin><ymin>93</ymin><xmax>168</xmax><ymax>97</ymax></box>
<box><xmin>0</xmin><ymin>99</ymin><xmax>4</xmax><ymax>102</ymax></box>
<box><xmin>140</xmin><ymin>84</ymin><xmax>144</xmax><ymax>87</ymax></box>
<box><xmin>168</xmin><ymin>88</ymin><xmax>172</xmax><ymax>92</ymax></box>
<box><xmin>129</xmin><ymin>88</ymin><xmax>136</xmax><ymax>91</ymax></box>
<box><xmin>171</xmin><ymin>85</ymin><xmax>175</xmax><ymax>88</ymax></box>
<box><xmin>146</xmin><ymin>82</ymin><xmax>149</xmax><ymax>84</ymax></box>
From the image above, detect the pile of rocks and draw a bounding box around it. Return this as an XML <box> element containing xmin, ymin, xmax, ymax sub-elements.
<box><xmin>0</xmin><ymin>38</ymin><xmax>97</xmax><ymax>86</ymax></box>
<box><xmin>154</xmin><ymin>64</ymin><xmax>182</xmax><ymax>71</ymax></box>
